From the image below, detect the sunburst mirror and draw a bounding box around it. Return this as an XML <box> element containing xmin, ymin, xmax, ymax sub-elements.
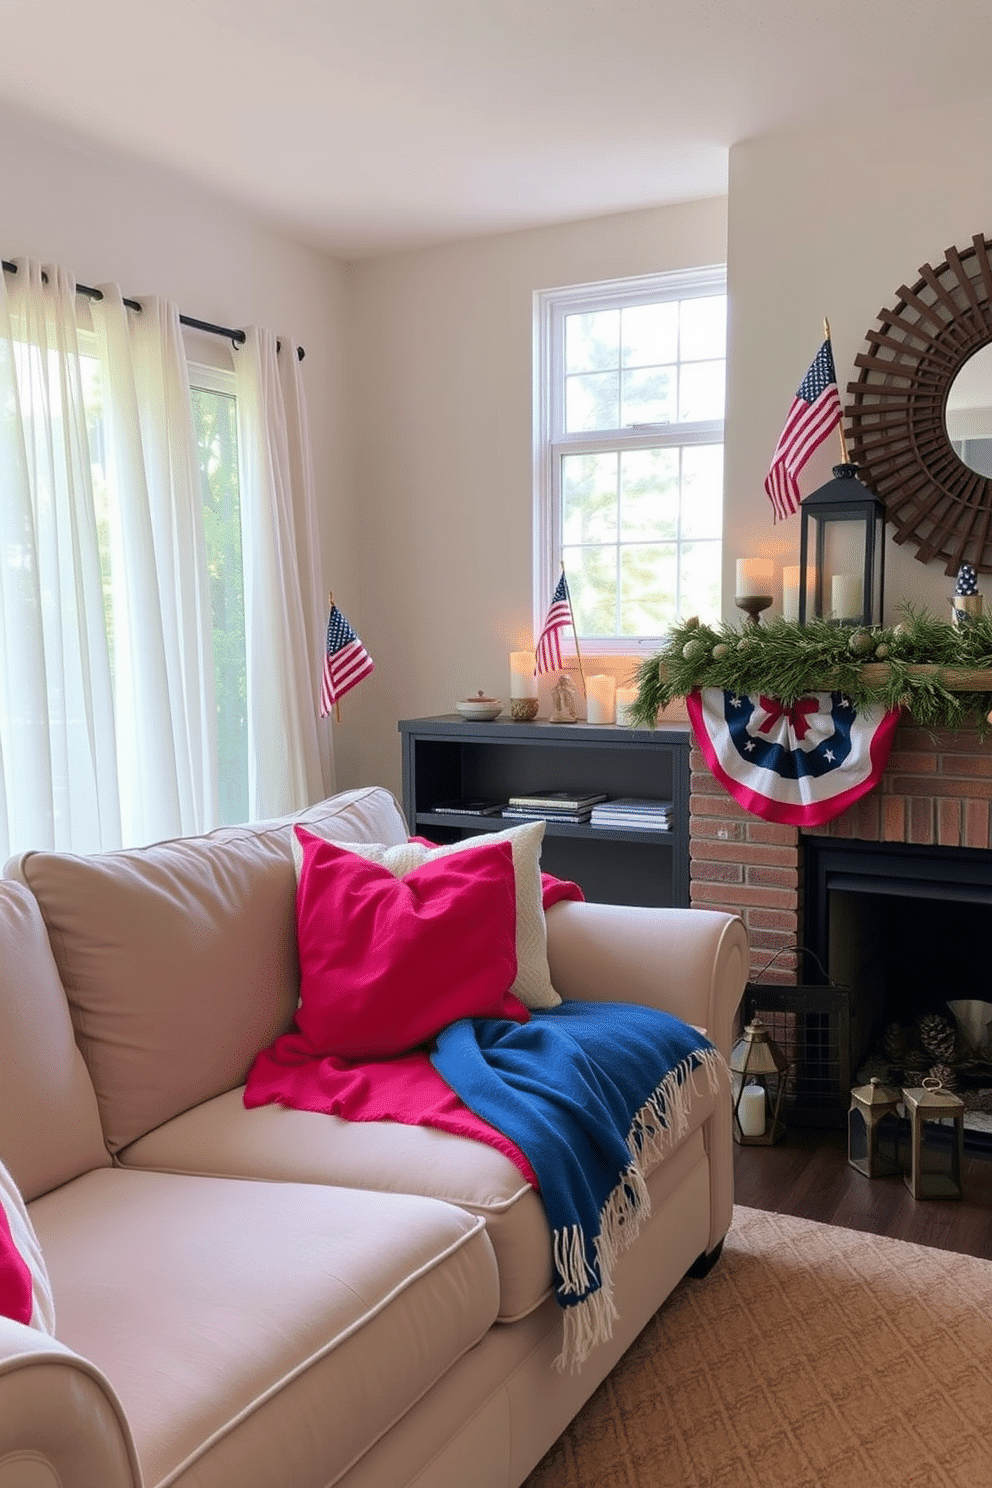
<box><xmin>845</xmin><ymin>233</ymin><xmax>992</xmax><ymax>575</ymax></box>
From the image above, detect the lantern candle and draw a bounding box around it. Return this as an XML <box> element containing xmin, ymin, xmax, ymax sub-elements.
<box><xmin>738</xmin><ymin>1084</ymin><xmax>766</xmax><ymax>1138</ymax></box>
<box><xmin>831</xmin><ymin>574</ymin><xmax>862</xmax><ymax>621</ymax></box>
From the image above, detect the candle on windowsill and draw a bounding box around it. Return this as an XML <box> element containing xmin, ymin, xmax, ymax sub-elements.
<box><xmin>615</xmin><ymin>688</ymin><xmax>638</xmax><ymax>727</ymax></box>
<box><xmin>831</xmin><ymin>574</ymin><xmax>862</xmax><ymax>621</ymax></box>
<box><xmin>509</xmin><ymin>650</ymin><xmax>537</xmax><ymax>700</ymax></box>
<box><xmin>585</xmin><ymin>675</ymin><xmax>616</xmax><ymax>725</ymax></box>
<box><xmin>735</xmin><ymin>557</ymin><xmax>774</xmax><ymax>599</ymax></box>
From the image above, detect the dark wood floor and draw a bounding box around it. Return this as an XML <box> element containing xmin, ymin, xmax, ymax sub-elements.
<box><xmin>733</xmin><ymin>1126</ymin><xmax>992</xmax><ymax>1258</ymax></box>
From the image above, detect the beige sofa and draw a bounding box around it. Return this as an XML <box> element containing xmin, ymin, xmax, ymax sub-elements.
<box><xmin>0</xmin><ymin>786</ymin><xmax>747</xmax><ymax>1488</ymax></box>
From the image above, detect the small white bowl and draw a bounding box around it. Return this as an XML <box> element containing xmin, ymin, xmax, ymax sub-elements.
<box><xmin>456</xmin><ymin>692</ymin><xmax>503</xmax><ymax>721</ymax></box>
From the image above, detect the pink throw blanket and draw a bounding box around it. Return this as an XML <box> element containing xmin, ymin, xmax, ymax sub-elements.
<box><xmin>244</xmin><ymin>872</ymin><xmax>582</xmax><ymax>1188</ymax></box>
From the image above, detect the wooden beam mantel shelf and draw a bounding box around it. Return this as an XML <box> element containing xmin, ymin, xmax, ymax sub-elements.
<box><xmin>629</xmin><ymin>613</ymin><xmax>992</xmax><ymax>735</ymax></box>
<box><xmin>657</xmin><ymin>662</ymin><xmax>992</xmax><ymax>692</ymax></box>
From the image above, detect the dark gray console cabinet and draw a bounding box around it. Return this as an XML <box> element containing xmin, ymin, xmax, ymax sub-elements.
<box><xmin>398</xmin><ymin>715</ymin><xmax>691</xmax><ymax>908</ymax></box>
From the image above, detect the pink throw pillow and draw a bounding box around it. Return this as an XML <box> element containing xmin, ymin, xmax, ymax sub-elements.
<box><xmin>0</xmin><ymin>1159</ymin><xmax>55</xmax><ymax>1333</ymax></box>
<box><xmin>293</xmin><ymin>828</ymin><xmax>529</xmax><ymax>1060</ymax></box>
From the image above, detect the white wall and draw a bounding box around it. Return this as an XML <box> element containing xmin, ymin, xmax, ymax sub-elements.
<box><xmin>0</xmin><ymin>104</ymin><xmax>363</xmax><ymax>788</ymax></box>
<box><xmin>725</xmin><ymin>94</ymin><xmax>992</xmax><ymax>627</ymax></box>
<box><xmin>348</xmin><ymin>197</ymin><xmax>727</xmax><ymax>796</ymax></box>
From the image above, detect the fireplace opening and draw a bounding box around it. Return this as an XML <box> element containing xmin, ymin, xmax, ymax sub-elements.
<box><xmin>803</xmin><ymin>837</ymin><xmax>992</xmax><ymax>1142</ymax></box>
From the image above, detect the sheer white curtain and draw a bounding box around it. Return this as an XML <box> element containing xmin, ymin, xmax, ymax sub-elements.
<box><xmin>0</xmin><ymin>259</ymin><xmax>121</xmax><ymax>857</ymax></box>
<box><xmin>92</xmin><ymin>289</ymin><xmax>218</xmax><ymax>843</ymax></box>
<box><xmin>235</xmin><ymin>328</ymin><xmax>333</xmax><ymax>819</ymax></box>
<box><xmin>0</xmin><ymin>260</ymin><xmax>218</xmax><ymax>859</ymax></box>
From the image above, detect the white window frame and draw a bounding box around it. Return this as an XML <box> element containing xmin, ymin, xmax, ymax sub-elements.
<box><xmin>533</xmin><ymin>264</ymin><xmax>727</xmax><ymax>656</ymax></box>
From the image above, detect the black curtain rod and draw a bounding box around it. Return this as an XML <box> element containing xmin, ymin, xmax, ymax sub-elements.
<box><xmin>1</xmin><ymin>259</ymin><xmax>305</xmax><ymax>361</ymax></box>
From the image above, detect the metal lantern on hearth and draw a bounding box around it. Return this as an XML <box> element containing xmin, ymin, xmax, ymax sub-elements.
<box><xmin>798</xmin><ymin>464</ymin><xmax>886</xmax><ymax>626</ymax></box>
<box><xmin>848</xmin><ymin>1077</ymin><xmax>902</xmax><ymax>1178</ymax></box>
<box><xmin>902</xmin><ymin>1078</ymin><xmax>965</xmax><ymax>1200</ymax></box>
<box><xmin>730</xmin><ymin>1019</ymin><xmax>791</xmax><ymax>1145</ymax></box>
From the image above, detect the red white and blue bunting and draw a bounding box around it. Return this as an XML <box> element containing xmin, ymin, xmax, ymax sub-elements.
<box><xmin>686</xmin><ymin>688</ymin><xmax>901</xmax><ymax>827</ymax></box>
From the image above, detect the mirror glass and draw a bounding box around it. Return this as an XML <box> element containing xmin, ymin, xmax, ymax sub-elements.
<box><xmin>946</xmin><ymin>343</ymin><xmax>992</xmax><ymax>476</ymax></box>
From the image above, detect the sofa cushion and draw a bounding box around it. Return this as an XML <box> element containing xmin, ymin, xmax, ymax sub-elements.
<box><xmin>0</xmin><ymin>1157</ymin><xmax>56</xmax><ymax>1333</ymax></box>
<box><xmin>117</xmin><ymin>1074</ymin><xmax>720</xmax><ymax>1323</ymax></box>
<box><xmin>31</xmin><ymin>1168</ymin><xmax>497</xmax><ymax>1488</ymax></box>
<box><xmin>4</xmin><ymin>787</ymin><xmax>409</xmax><ymax>1153</ymax></box>
<box><xmin>293</xmin><ymin>819</ymin><xmax>562</xmax><ymax>1010</ymax></box>
<box><xmin>0</xmin><ymin>882</ymin><xmax>109</xmax><ymax>1200</ymax></box>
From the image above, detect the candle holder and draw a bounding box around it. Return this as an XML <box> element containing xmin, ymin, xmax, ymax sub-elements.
<box><xmin>735</xmin><ymin>594</ymin><xmax>773</xmax><ymax>626</ymax></box>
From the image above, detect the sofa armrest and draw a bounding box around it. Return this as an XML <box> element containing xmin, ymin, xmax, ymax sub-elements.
<box><xmin>545</xmin><ymin>900</ymin><xmax>748</xmax><ymax>1059</ymax></box>
<box><xmin>0</xmin><ymin>1319</ymin><xmax>140</xmax><ymax>1488</ymax></box>
<box><xmin>545</xmin><ymin>900</ymin><xmax>748</xmax><ymax>1258</ymax></box>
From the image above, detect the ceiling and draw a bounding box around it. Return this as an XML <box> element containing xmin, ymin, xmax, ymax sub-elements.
<box><xmin>0</xmin><ymin>0</ymin><xmax>989</xmax><ymax>260</ymax></box>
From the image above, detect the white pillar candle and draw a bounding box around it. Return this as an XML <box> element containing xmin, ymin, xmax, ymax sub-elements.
<box><xmin>738</xmin><ymin>1083</ymin><xmax>766</xmax><ymax>1138</ymax></box>
<box><xmin>782</xmin><ymin>565</ymin><xmax>800</xmax><ymax>622</ymax></box>
<box><xmin>615</xmin><ymin>687</ymin><xmax>638</xmax><ymax>726</ymax></box>
<box><xmin>585</xmin><ymin>674</ymin><xmax>616</xmax><ymax>724</ymax></box>
<box><xmin>509</xmin><ymin>651</ymin><xmax>537</xmax><ymax>699</ymax></box>
<box><xmin>736</xmin><ymin>557</ymin><xmax>774</xmax><ymax>598</ymax></box>
<box><xmin>831</xmin><ymin>573</ymin><xmax>862</xmax><ymax>621</ymax></box>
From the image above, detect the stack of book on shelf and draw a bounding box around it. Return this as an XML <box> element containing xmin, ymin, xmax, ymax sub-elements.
<box><xmin>430</xmin><ymin>798</ymin><xmax>505</xmax><ymax>816</ymax></box>
<box><xmin>589</xmin><ymin>797</ymin><xmax>673</xmax><ymax>831</ymax></box>
<box><xmin>501</xmin><ymin>790</ymin><xmax>608</xmax><ymax>824</ymax></box>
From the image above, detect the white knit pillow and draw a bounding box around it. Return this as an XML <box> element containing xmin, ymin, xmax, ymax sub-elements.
<box><xmin>291</xmin><ymin>819</ymin><xmax>562</xmax><ymax>1010</ymax></box>
<box><xmin>0</xmin><ymin>1158</ymin><xmax>55</xmax><ymax>1334</ymax></box>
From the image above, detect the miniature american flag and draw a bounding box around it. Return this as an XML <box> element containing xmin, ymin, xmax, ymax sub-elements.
<box><xmin>535</xmin><ymin>571</ymin><xmax>575</xmax><ymax>674</ymax></box>
<box><xmin>764</xmin><ymin>340</ymin><xmax>843</xmax><ymax>522</ymax></box>
<box><xmin>320</xmin><ymin>602</ymin><xmax>374</xmax><ymax>716</ymax></box>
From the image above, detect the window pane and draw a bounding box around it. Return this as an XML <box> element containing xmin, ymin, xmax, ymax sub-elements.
<box><xmin>621</xmin><ymin>365</ymin><xmax>675</xmax><ymax>427</ymax></box>
<box><xmin>191</xmin><ymin>385</ymin><xmax>247</xmax><ymax>827</ymax></box>
<box><xmin>565</xmin><ymin>310</ymin><xmax>619</xmax><ymax>373</ymax></box>
<box><xmin>619</xmin><ymin>544</ymin><xmax>677</xmax><ymax>635</ymax></box>
<box><xmin>678</xmin><ymin>360</ymin><xmax>725</xmax><ymax>422</ymax></box>
<box><xmin>564</xmin><ymin>544</ymin><xmax>618</xmax><ymax>636</ymax></box>
<box><xmin>619</xmin><ymin>448</ymin><xmax>679</xmax><ymax>539</ymax></box>
<box><xmin>565</xmin><ymin>371</ymin><xmax>619</xmax><ymax>432</ymax></box>
<box><xmin>681</xmin><ymin>445</ymin><xmax>723</xmax><ymax>538</ymax></box>
<box><xmin>562</xmin><ymin>452</ymin><xmax>618</xmax><ymax>543</ymax></box>
<box><xmin>679</xmin><ymin>540</ymin><xmax>722</xmax><ymax>623</ymax></box>
<box><xmin>679</xmin><ymin>295</ymin><xmax>727</xmax><ymax>360</ymax></box>
<box><xmin>621</xmin><ymin>301</ymin><xmax>678</xmax><ymax>367</ymax></box>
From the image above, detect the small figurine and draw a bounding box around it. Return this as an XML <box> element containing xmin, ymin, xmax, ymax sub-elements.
<box><xmin>549</xmin><ymin>672</ymin><xmax>579</xmax><ymax>724</ymax></box>
<box><xmin>951</xmin><ymin>562</ymin><xmax>982</xmax><ymax>626</ymax></box>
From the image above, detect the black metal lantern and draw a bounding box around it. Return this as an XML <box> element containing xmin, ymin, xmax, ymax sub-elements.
<box><xmin>798</xmin><ymin>464</ymin><xmax>886</xmax><ymax>626</ymax></box>
<box><xmin>902</xmin><ymin>1079</ymin><xmax>965</xmax><ymax>1200</ymax></box>
<box><xmin>730</xmin><ymin>1019</ymin><xmax>791</xmax><ymax>1145</ymax></box>
<box><xmin>848</xmin><ymin>1077</ymin><xmax>902</xmax><ymax>1178</ymax></box>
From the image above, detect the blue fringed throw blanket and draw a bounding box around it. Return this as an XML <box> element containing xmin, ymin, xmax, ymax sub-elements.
<box><xmin>431</xmin><ymin>999</ymin><xmax>727</xmax><ymax>1372</ymax></box>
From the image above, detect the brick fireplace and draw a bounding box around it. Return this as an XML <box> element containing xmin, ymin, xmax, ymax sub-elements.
<box><xmin>690</xmin><ymin>720</ymin><xmax>992</xmax><ymax>1129</ymax></box>
<box><xmin>689</xmin><ymin>720</ymin><xmax>992</xmax><ymax>983</ymax></box>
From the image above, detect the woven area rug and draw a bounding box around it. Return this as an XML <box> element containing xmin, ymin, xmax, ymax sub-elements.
<box><xmin>524</xmin><ymin>1205</ymin><xmax>992</xmax><ymax>1488</ymax></box>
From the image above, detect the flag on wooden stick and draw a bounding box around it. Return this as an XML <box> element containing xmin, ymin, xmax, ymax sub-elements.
<box><xmin>320</xmin><ymin>598</ymin><xmax>374</xmax><ymax>717</ymax></box>
<box><xmin>764</xmin><ymin>338</ymin><xmax>843</xmax><ymax>522</ymax></box>
<box><xmin>535</xmin><ymin>571</ymin><xmax>575</xmax><ymax>674</ymax></box>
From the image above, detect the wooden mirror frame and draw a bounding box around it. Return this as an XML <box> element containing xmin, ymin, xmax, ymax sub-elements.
<box><xmin>845</xmin><ymin>233</ymin><xmax>992</xmax><ymax>575</ymax></box>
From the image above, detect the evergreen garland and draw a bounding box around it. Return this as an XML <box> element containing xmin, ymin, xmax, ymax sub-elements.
<box><xmin>627</xmin><ymin>605</ymin><xmax>992</xmax><ymax>734</ymax></box>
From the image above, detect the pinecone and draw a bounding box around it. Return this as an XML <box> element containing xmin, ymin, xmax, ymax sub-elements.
<box><xmin>918</xmin><ymin>1012</ymin><xmax>957</xmax><ymax>1063</ymax></box>
<box><xmin>882</xmin><ymin>1023</ymin><xmax>908</xmax><ymax>1062</ymax></box>
<box><xmin>971</xmin><ymin>1089</ymin><xmax>992</xmax><ymax>1114</ymax></box>
<box><xmin>927</xmin><ymin>1063</ymin><xmax>958</xmax><ymax>1092</ymax></box>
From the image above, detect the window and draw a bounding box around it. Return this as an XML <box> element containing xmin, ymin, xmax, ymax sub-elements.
<box><xmin>534</xmin><ymin>266</ymin><xmax>726</xmax><ymax>653</ymax></box>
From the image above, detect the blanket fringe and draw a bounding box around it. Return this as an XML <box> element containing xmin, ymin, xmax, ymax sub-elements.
<box><xmin>553</xmin><ymin>1045</ymin><xmax>729</xmax><ymax>1373</ymax></box>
